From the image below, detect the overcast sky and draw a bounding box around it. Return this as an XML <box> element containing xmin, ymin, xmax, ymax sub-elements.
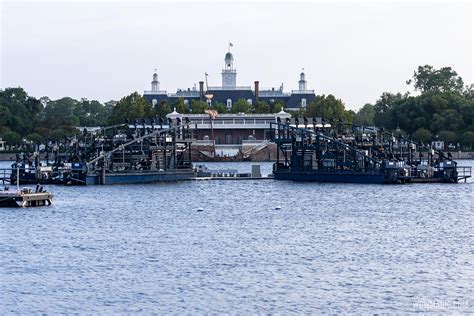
<box><xmin>1</xmin><ymin>0</ymin><xmax>472</xmax><ymax>110</ymax></box>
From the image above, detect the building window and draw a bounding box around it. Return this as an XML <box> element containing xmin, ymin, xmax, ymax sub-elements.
<box><xmin>301</xmin><ymin>98</ymin><xmax>307</xmax><ymax>108</ymax></box>
<box><xmin>225</xmin><ymin>133</ymin><xmax>232</xmax><ymax>144</ymax></box>
<box><xmin>247</xmin><ymin>99</ymin><xmax>253</xmax><ymax>105</ymax></box>
<box><xmin>152</xmin><ymin>99</ymin><xmax>158</xmax><ymax>106</ymax></box>
<box><xmin>227</xmin><ymin>99</ymin><xmax>232</xmax><ymax>109</ymax></box>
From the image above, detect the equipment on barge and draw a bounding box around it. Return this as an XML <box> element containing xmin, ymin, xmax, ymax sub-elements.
<box><xmin>7</xmin><ymin>118</ymin><xmax>197</xmax><ymax>185</ymax></box>
<box><xmin>0</xmin><ymin>165</ymin><xmax>53</xmax><ymax>207</ymax></box>
<box><xmin>270</xmin><ymin>119</ymin><xmax>471</xmax><ymax>184</ymax></box>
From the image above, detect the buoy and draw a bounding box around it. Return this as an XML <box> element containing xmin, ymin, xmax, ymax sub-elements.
<box><xmin>197</xmin><ymin>207</ymin><xmax>204</xmax><ymax>212</ymax></box>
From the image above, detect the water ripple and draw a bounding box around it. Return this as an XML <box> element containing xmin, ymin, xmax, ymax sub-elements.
<box><xmin>0</xmin><ymin>161</ymin><xmax>473</xmax><ymax>313</ymax></box>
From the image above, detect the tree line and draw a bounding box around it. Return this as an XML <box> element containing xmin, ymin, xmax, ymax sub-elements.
<box><xmin>1</xmin><ymin>64</ymin><xmax>473</xmax><ymax>150</ymax></box>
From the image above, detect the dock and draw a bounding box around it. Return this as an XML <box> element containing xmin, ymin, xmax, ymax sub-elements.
<box><xmin>0</xmin><ymin>188</ymin><xmax>53</xmax><ymax>207</ymax></box>
<box><xmin>194</xmin><ymin>164</ymin><xmax>272</xmax><ymax>180</ymax></box>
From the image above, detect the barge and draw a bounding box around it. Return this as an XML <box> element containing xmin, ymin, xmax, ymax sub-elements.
<box><xmin>6</xmin><ymin>118</ymin><xmax>197</xmax><ymax>185</ymax></box>
<box><xmin>0</xmin><ymin>187</ymin><xmax>53</xmax><ymax>207</ymax></box>
<box><xmin>271</xmin><ymin>120</ymin><xmax>471</xmax><ymax>184</ymax></box>
<box><xmin>0</xmin><ymin>167</ymin><xmax>53</xmax><ymax>207</ymax></box>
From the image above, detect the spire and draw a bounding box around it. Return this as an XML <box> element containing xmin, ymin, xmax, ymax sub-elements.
<box><xmin>151</xmin><ymin>69</ymin><xmax>160</xmax><ymax>92</ymax></box>
<box><xmin>298</xmin><ymin>68</ymin><xmax>307</xmax><ymax>91</ymax></box>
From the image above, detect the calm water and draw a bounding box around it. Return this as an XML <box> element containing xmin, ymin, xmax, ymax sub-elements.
<box><xmin>1</xmin><ymin>160</ymin><xmax>473</xmax><ymax>314</ymax></box>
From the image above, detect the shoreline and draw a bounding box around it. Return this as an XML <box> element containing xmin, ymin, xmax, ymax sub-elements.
<box><xmin>1</xmin><ymin>151</ymin><xmax>473</xmax><ymax>162</ymax></box>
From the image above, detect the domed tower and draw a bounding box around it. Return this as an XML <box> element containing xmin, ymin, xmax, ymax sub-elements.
<box><xmin>222</xmin><ymin>47</ymin><xmax>237</xmax><ymax>89</ymax></box>
<box><xmin>298</xmin><ymin>68</ymin><xmax>307</xmax><ymax>91</ymax></box>
<box><xmin>151</xmin><ymin>70</ymin><xmax>160</xmax><ymax>92</ymax></box>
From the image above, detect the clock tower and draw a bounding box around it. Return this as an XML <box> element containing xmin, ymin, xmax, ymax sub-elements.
<box><xmin>222</xmin><ymin>50</ymin><xmax>237</xmax><ymax>89</ymax></box>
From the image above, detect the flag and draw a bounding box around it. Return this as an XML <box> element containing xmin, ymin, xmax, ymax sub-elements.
<box><xmin>229</xmin><ymin>42</ymin><xmax>233</xmax><ymax>47</ymax></box>
<box><xmin>205</xmin><ymin>109</ymin><xmax>218</xmax><ymax>120</ymax></box>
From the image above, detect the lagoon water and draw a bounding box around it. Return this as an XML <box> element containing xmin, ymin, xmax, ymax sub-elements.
<box><xmin>0</xmin><ymin>160</ymin><xmax>473</xmax><ymax>313</ymax></box>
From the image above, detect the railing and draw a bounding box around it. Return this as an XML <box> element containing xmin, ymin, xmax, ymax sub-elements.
<box><xmin>457</xmin><ymin>166</ymin><xmax>472</xmax><ymax>181</ymax></box>
<box><xmin>0</xmin><ymin>168</ymin><xmax>12</xmax><ymax>184</ymax></box>
<box><xmin>193</xmin><ymin>140</ymin><xmax>215</xmax><ymax>145</ymax></box>
<box><xmin>207</xmin><ymin>86</ymin><xmax>252</xmax><ymax>90</ymax></box>
<box><xmin>290</xmin><ymin>90</ymin><xmax>315</xmax><ymax>94</ymax></box>
<box><xmin>143</xmin><ymin>90</ymin><xmax>168</xmax><ymax>95</ymax></box>
<box><xmin>259</xmin><ymin>91</ymin><xmax>290</xmax><ymax>97</ymax></box>
<box><xmin>169</xmin><ymin>91</ymin><xmax>200</xmax><ymax>97</ymax></box>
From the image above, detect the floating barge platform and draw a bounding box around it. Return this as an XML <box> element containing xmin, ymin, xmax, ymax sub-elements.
<box><xmin>0</xmin><ymin>188</ymin><xmax>53</xmax><ymax>207</ymax></box>
<box><xmin>6</xmin><ymin>119</ymin><xmax>197</xmax><ymax>185</ymax></box>
<box><xmin>270</xmin><ymin>120</ymin><xmax>471</xmax><ymax>184</ymax></box>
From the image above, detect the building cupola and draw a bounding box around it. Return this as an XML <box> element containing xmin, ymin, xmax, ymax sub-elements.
<box><xmin>222</xmin><ymin>43</ymin><xmax>237</xmax><ymax>89</ymax></box>
<box><xmin>151</xmin><ymin>69</ymin><xmax>160</xmax><ymax>92</ymax></box>
<box><xmin>298</xmin><ymin>68</ymin><xmax>307</xmax><ymax>91</ymax></box>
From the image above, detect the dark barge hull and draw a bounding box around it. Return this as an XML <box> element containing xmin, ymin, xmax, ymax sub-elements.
<box><xmin>85</xmin><ymin>170</ymin><xmax>195</xmax><ymax>185</ymax></box>
<box><xmin>274</xmin><ymin>170</ymin><xmax>386</xmax><ymax>184</ymax></box>
<box><xmin>0</xmin><ymin>193</ymin><xmax>53</xmax><ymax>207</ymax></box>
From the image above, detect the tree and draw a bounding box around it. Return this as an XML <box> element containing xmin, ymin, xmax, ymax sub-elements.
<box><xmin>304</xmin><ymin>94</ymin><xmax>347</xmax><ymax>121</ymax></box>
<box><xmin>438</xmin><ymin>130</ymin><xmax>457</xmax><ymax>143</ymax></box>
<box><xmin>108</xmin><ymin>92</ymin><xmax>153</xmax><ymax>124</ymax></box>
<box><xmin>354</xmin><ymin>103</ymin><xmax>375</xmax><ymax>125</ymax></box>
<box><xmin>407</xmin><ymin>65</ymin><xmax>464</xmax><ymax>93</ymax></box>
<box><xmin>0</xmin><ymin>87</ymin><xmax>42</xmax><ymax>136</ymax></box>
<box><xmin>190</xmin><ymin>100</ymin><xmax>209</xmax><ymax>114</ymax></box>
<box><xmin>49</xmin><ymin>128</ymin><xmax>76</xmax><ymax>142</ymax></box>
<box><xmin>0</xmin><ymin>129</ymin><xmax>22</xmax><ymax>145</ymax></box>
<box><xmin>25</xmin><ymin>133</ymin><xmax>43</xmax><ymax>144</ymax></box>
<box><xmin>271</xmin><ymin>100</ymin><xmax>283</xmax><ymax>113</ymax></box>
<box><xmin>213</xmin><ymin>102</ymin><xmax>227</xmax><ymax>114</ymax></box>
<box><xmin>460</xmin><ymin>131</ymin><xmax>474</xmax><ymax>149</ymax></box>
<box><xmin>373</xmin><ymin>92</ymin><xmax>404</xmax><ymax>129</ymax></box>
<box><xmin>413</xmin><ymin>128</ymin><xmax>432</xmax><ymax>143</ymax></box>
<box><xmin>254</xmin><ymin>101</ymin><xmax>270</xmax><ymax>113</ymax></box>
<box><xmin>231</xmin><ymin>99</ymin><xmax>250</xmax><ymax>113</ymax></box>
<box><xmin>41</xmin><ymin>96</ymin><xmax>82</xmax><ymax>130</ymax></box>
<box><xmin>154</xmin><ymin>100</ymin><xmax>171</xmax><ymax>117</ymax></box>
<box><xmin>174</xmin><ymin>98</ymin><xmax>190</xmax><ymax>114</ymax></box>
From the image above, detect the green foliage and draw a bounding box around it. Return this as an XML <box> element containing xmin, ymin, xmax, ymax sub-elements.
<box><xmin>437</xmin><ymin>130</ymin><xmax>457</xmax><ymax>143</ymax></box>
<box><xmin>373</xmin><ymin>92</ymin><xmax>404</xmax><ymax>129</ymax></box>
<box><xmin>212</xmin><ymin>102</ymin><xmax>227</xmax><ymax>114</ymax></box>
<box><xmin>25</xmin><ymin>133</ymin><xmax>43</xmax><ymax>144</ymax></box>
<box><xmin>49</xmin><ymin>128</ymin><xmax>76</xmax><ymax>141</ymax></box>
<box><xmin>109</xmin><ymin>92</ymin><xmax>153</xmax><ymax>124</ymax></box>
<box><xmin>461</xmin><ymin>131</ymin><xmax>474</xmax><ymax>149</ymax></box>
<box><xmin>271</xmin><ymin>100</ymin><xmax>283</xmax><ymax>113</ymax></box>
<box><xmin>254</xmin><ymin>101</ymin><xmax>270</xmax><ymax>113</ymax></box>
<box><xmin>0</xmin><ymin>87</ymin><xmax>42</xmax><ymax>136</ymax></box>
<box><xmin>231</xmin><ymin>99</ymin><xmax>250</xmax><ymax>113</ymax></box>
<box><xmin>0</xmin><ymin>129</ymin><xmax>22</xmax><ymax>145</ymax></box>
<box><xmin>354</xmin><ymin>103</ymin><xmax>375</xmax><ymax>125</ymax></box>
<box><xmin>190</xmin><ymin>100</ymin><xmax>209</xmax><ymax>114</ymax></box>
<box><xmin>304</xmin><ymin>94</ymin><xmax>347</xmax><ymax>121</ymax></box>
<box><xmin>154</xmin><ymin>100</ymin><xmax>171</xmax><ymax>118</ymax></box>
<box><xmin>174</xmin><ymin>98</ymin><xmax>190</xmax><ymax>114</ymax></box>
<box><xmin>413</xmin><ymin>128</ymin><xmax>433</xmax><ymax>143</ymax></box>
<box><xmin>407</xmin><ymin>65</ymin><xmax>464</xmax><ymax>93</ymax></box>
<box><xmin>344</xmin><ymin>110</ymin><xmax>356</xmax><ymax>124</ymax></box>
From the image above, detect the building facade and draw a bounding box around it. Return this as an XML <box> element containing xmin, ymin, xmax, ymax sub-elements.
<box><xmin>143</xmin><ymin>48</ymin><xmax>316</xmax><ymax>111</ymax></box>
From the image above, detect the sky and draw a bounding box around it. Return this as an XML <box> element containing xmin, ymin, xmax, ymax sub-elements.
<box><xmin>0</xmin><ymin>0</ymin><xmax>472</xmax><ymax>110</ymax></box>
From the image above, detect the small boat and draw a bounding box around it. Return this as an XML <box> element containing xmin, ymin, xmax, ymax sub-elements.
<box><xmin>0</xmin><ymin>186</ymin><xmax>53</xmax><ymax>207</ymax></box>
<box><xmin>0</xmin><ymin>165</ymin><xmax>53</xmax><ymax>207</ymax></box>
